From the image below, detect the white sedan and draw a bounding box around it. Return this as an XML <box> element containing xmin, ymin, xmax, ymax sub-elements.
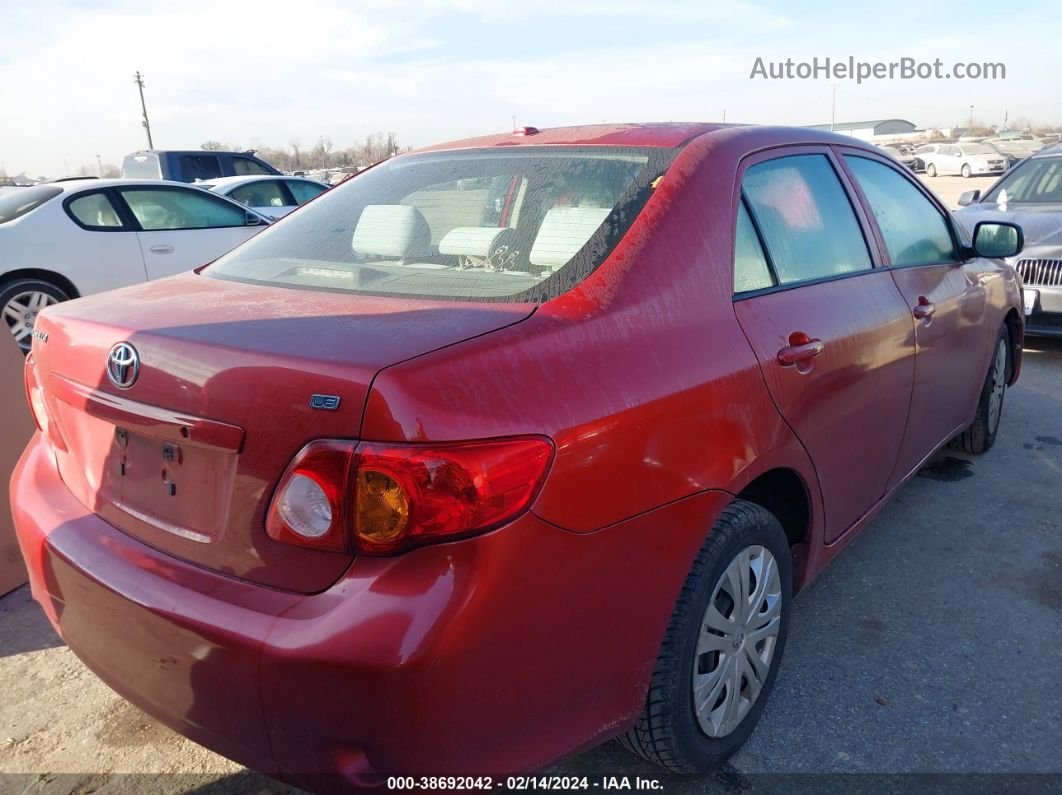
<box><xmin>0</xmin><ymin>178</ymin><xmax>271</xmax><ymax>351</ymax></box>
<box><xmin>922</xmin><ymin>143</ymin><xmax>1008</xmax><ymax>178</ymax></box>
<box><xmin>196</xmin><ymin>175</ymin><xmax>329</xmax><ymax>219</ymax></box>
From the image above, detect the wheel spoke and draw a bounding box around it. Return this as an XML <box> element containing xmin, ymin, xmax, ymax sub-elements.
<box><xmin>3</xmin><ymin>301</ymin><xmax>28</xmax><ymax>322</ymax></box>
<box><xmin>704</xmin><ymin>601</ymin><xmax>738</xmax><ymax>634</ymax></box>
<box><xmin>693</xmin><ymin>657</ymin><xmax>729</xmax><ymax>716</ymax></box>
<box><xmin>747</xmin><ymin>550</ymin><xmax>776</xmax><ymax>619</ymax></box>
<box><xmin>738</xmin><ymin>646</ymin><xmax>764</xmax><ymax>704</ymax></box>
<box><xmin>696</xmin><ymin>629</ymin><xmax>732</xmax><ymax>656</ymax></box>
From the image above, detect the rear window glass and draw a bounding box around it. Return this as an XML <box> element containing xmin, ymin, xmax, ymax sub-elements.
<box><xmin>0</xmin><ymin>186</ymin><xmax>62</xmax><ymax>224</ymax></box>
<box><xmin>205</xmin><ymin>147</ymin><xmax>674</xmax><ymax>302</ymax></box>
<box><xmin>122</xmin><ymin>154</ymin><xmax>162</xmax><ymax>179</ymax></box>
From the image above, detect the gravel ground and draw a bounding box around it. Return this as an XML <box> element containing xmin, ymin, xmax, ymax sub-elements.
<box><xmin>2</xmin><ymin>340</ymin><xmax>1059</xmax><ymax>795</ymax></box>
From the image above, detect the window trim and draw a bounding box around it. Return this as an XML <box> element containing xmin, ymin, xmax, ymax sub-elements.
<box><xmin>836</xmin><ymin>148</ymin><xmax>965</xmax><ymax>268</ymax></box>
<box><xmin>62</xmin><ymin>189</ymin><xmax>133</xmax><ymax>232</ymax></box>
<box><xmin>110</xmin><ymin>184</ymin><xmax>252</xmax><ymax>232</ymax></box>
<box><xmin>730</xmin><ymin>144</ymin><xmax>883</xmax><ymax>299</ymax></box>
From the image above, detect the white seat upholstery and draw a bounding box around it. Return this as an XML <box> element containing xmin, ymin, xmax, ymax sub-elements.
<box><xmin>530</xmin><ymin>206</ymin><xmax>611</xmax><ymax>271</ymax></box>
<box><xmin>438</xmin><ymin>227</ymin><xmax>510</xmax><ymax>257</ymax></box>
<box><xmin>351</xmin><ymin>205</ymin><xmax>431</xmax><ymax>260</ymax></box>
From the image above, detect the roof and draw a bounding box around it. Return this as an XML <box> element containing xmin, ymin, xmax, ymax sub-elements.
<box><xmin>411</xmin><ymin>123</ymin><xmax>744</xmax><ymax>153</ymax></box>
<box><xmin>806</xmin><ymin>118</ymin><xmax>916</xmax><ymax>131</ymax></box>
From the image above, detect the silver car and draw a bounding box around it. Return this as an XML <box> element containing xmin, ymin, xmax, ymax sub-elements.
<box><xmin>956</xmin><ymin>145</ymin><xmax>1062</xmax><ymax>337</ymax></box>
<box><xmin>923</xmin><ymin>143</ymin><xmax>1008</xmax><ymax>178</ymax></box>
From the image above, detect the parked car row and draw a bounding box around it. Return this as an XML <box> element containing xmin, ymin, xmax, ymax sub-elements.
<box><xmin>955</xmin><ymin>143</ymin><xmax>1062</xmax><ymax>337</ymax></box>
<box><xmin>11</xmin><ymin>123</ymin><xmax>1026</xmax><ymax>791</ymax></box>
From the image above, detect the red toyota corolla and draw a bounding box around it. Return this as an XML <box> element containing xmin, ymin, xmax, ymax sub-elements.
<box><xmin>12</xmin><ymin>124</ymin><xmax>1024</xmax><ymax>791</ymax></box>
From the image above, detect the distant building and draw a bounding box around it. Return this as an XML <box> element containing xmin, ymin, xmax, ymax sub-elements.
<box><xmin>806</xmin><ymin>119</ymin><xmax>918</xmax><ymax>140</ymax></box>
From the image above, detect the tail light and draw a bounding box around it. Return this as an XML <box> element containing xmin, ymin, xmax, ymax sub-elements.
<box><xmin>266</xmin><ymin>437</ymin><xmax>553</xmax><ymax>555</ymax></box>
<box><xmin>24</xmin><ymin>353</ymin><xmax>49</xmax><ymax>433</ymax></box>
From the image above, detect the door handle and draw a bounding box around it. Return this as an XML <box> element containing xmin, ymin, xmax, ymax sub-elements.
<box><xmin>149</xmin><ymin>245</ymin><xmax>175</xmax><ymax>255</ymax></box>
<box><xmin>777</xmin><ymin>332</ymin><xmax>825</xmax><ymax>367</ymax></box>
<box><xmin>913</xmin><ymin>296</ymin><xmax>936</xmax><ymax>320</ymax></box>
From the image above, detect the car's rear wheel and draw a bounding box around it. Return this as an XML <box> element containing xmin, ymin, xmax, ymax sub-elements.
<box><xmin>1</xmin><ymin>278</ymin><xmax>69</xmax><ymax>353</ymax></box>
<box><xmin>618</xmin><ymin>500</ymin><xmax>792</xmax><ymax>773</ymax></box>
<box><xmin>926</xmin><ymin>163</ymin><xmax>937</xmax><ymax>177</ymax></box>
<box><xmin>961</xmin><ymin>163</ymin><xmax>972</xmax><ymax>178</ymax></box>
<box><xmin>951</xmin><ymin>327</ymin><xmax>1008</xmax><ymax>454</ymax></box>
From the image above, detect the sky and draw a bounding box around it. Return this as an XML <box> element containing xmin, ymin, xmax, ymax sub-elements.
<box><xmin>2</xmin><ymin>0</ymin><xmax>1060</xmax><ymax>177</ymax></box>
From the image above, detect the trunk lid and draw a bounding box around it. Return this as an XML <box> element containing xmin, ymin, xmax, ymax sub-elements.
<box><xmin>33</xmin><ymin>272</ymin><xmax>533</xmax><ymax>592</ymax></box>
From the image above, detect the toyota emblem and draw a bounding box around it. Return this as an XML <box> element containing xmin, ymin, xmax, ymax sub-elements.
<box><xmin>106</xmin><ymin>342</ymin><xmax>140</xmax><ymax>389</ymax></box>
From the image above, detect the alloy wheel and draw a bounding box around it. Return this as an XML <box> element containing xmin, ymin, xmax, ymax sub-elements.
<box><xmin>3</xmin><ymin>290</ymin><xmax>57</xmax><ymax>352</ymax></box>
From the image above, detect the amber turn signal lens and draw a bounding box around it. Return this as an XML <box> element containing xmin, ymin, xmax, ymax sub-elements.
<box><xmin>355</xmin><ymin>469</ymin><xmax>410</xmax><ymax>543</ymax></box>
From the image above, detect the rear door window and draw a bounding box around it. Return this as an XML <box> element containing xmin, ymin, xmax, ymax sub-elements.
<box><xmin>742</xmin><ymin>154</ymin><xmax>873</xmax><ymax>285</ymax></box>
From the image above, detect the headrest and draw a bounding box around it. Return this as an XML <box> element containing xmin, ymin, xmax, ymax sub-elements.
<box><xmin>530</xmin><ymin>206</ymin><xmax>611</xmax><ymax>270</ymax></box>
<box><xmin>351</xmin><ymin>204</ymin><xmax>431</xmax><ymax>259</ymax></box>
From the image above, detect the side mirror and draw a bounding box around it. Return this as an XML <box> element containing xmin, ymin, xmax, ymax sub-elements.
<box><xmin>246</xmin><ymin>212</ymin><xmax>268</xmax><ymax>226</ymax></box>
<box><xmin>972</xmin><ymin>221</ymin><xmax>1023</xmax><ymax>259</ymax></box>
<box><xmin>957</xmin><ymin>190</ymin><xmax>980</xmax><ymax>206</ymax></box>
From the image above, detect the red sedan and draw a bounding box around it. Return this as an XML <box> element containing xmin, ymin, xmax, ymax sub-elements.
<box><xmin>11</xmin><ymin>123</ymin><xmax>1024</xmax><ymax>790</ymax></box>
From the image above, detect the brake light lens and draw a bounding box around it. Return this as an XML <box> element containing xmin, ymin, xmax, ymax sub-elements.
<box><xmin>24</xmin><ymin>353</ymin><xmax>49</xmax><ymax>433</ymax></box>
<box><xmin>266</xmin><ymin>437</ymin><xmax>553</xmax><ymax>555</ymax></box>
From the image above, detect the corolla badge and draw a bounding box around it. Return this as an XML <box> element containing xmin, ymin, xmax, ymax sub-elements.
<box><xmin>106</xmin><ymin>342</ymin><xmax>140</xmax><ymax>389</ymax></box>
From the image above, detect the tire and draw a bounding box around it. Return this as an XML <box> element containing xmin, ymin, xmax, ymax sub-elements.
<box><xmin>961</xmin><ymin>163</ymin><xmax>972</xmax><ymax>178</ymax></box>
<box><xmin>951</xmin><ymin>327</ymin><xmax>1008</xmax><ymax>454</ymax></box>
<box><xmin>0</xmin><ymin>278</ymin><xmax>70</xmax><ymax>354</ymax></box>
<box><xmin>926</xmin><ymin>163</ymin><xmax>937</xmax><ymax>177</ymax></box>
<box><xmin>618</xmin><ymin>500</ymin><xmax>792</xmax><ymax>774</ymax></box>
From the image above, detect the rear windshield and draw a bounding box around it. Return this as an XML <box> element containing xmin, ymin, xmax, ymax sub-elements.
<box><xmin>0</xmin><ymin>185</ymin><xmax>62</xmax><ymax>224</ymax></box>
<box><xmin>205</xmin><ymin>146</ymin><xmax>675</xmax><ymax>302</ymax></box>
<box><xmin>122</xmin><ymin>153</ymin><xmax>162</xmax><ymax>179</ymax></box>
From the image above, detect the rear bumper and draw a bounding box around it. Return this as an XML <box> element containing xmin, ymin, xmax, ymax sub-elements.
<box><xmin>11</xmin><ymin>434</ymin><xmax>728</xmax><ymax>791</ymax></box>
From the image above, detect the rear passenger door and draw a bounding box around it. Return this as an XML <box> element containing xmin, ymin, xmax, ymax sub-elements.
<box><xmin>840</xmin><ymin>151</ymin><xmax>991</xmax><ymax>485</ymax></box>
<box><xmin>732</xmin><ymin>149</ymin><xmax>916</xmax><ymax>543</ymax></box>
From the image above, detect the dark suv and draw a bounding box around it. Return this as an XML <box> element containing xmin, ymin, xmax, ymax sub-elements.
<box><xmin>121</xmin><ymin>150</ymin><xmax>281</xmax><ymax>183</ymax></box>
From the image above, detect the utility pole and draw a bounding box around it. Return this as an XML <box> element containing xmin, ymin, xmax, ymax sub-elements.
<box><xmin>722</xmin><ymin>108</ymin><xmax>727</xmax><ymax>123</ymax></box>
<box><xmin>134</xmin><ymin>71</ymin><xmax>154</xmax><ymax>149</ymax></box>
<box><xmin>96</xmin><ymin>154</ymin><xmax>103</xmax><ymax>176</ymax></box>
<box><xmin>831</xmin><ymin>84</ymin><xmax>837</xmax><ymax>131</ymax></box>
<box><xmin>968</xmin><ymin>104</ymin><xmax>974</xmax><ymax>133</ymax></box>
